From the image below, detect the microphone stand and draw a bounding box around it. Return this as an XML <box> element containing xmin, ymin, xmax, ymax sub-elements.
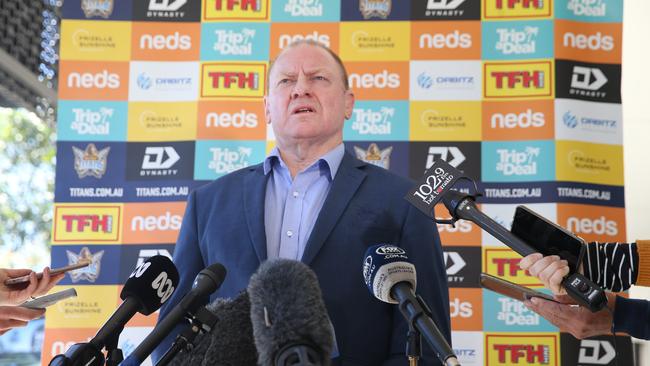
<box><xmin>104</xmin><ymin>327</ymin><xmax>124</xmax><ymax>366</ymax></box>
<box><xmin>405</xmin><ymin>323</ymin><xmax>421</xmax><ymax>366</ymax></box>
<box><xmin>156</xmin><ymin>306</ymin><xmax>219</xmax><ymax>366</ymax></box>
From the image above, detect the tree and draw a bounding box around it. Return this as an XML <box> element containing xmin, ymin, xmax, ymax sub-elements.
<box><xmin>0</xmin><ymin>108</ymin><xmax>55</xmax><ymax>268</ymax></box>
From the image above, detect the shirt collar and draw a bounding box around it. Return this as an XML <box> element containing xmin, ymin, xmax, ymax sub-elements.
<box><xmin>263</xmin><ymin>143</ymin><xmax>345</xmax><ymax>181</ymax></box>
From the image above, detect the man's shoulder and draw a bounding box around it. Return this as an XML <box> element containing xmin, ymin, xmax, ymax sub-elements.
<box><xmin>194</xmin><ymin>163</ymin><xmax>263</xmax><ymax>196</ymax></box>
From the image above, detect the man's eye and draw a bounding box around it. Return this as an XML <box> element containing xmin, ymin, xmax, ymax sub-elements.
<box><xmin>313</xmin><ymin>76</ymin><xmax>326</xmax><ymax>81</ymax></box>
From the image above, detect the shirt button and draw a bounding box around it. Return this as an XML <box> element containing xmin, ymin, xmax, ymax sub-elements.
<box><xmin>293</xmin><ymin>191</ymin><xmax>299</xmax><ymax>198</ymax></box>
<box><xmin>286</xmin><ymin>230</ymin><xmax>293</xmax><ymax>237</ymax></box>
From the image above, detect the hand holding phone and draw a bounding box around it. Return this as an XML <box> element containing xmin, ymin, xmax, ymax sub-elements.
<box><xmin>20</xmin><ymin>288</ymin><xmax>77</xmax><ymax>309</ymax></box>
<box><xmin>4</xmin><ymin>260</ymin><xmax>91</xmax><ymax>286</ymax></box>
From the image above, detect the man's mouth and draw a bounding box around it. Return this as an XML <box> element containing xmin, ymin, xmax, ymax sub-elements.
<box><xmin>292</xmin><ymin>106</ymin><xmax>315</xmax><ymax>114</ymax></box>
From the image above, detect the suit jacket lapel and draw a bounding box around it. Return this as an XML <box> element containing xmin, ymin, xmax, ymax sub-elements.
<box><xmin>301</xmin><ymin>153</ymin><xmax>367</xmax><ymax>265</ymax></box>
<box><xmin>243</xmin><ymin>164</ymin><xmax>268</xmax><ymax>263</ymax></box>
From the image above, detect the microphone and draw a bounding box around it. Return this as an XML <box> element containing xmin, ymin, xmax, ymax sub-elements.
<box><xmin>165</xmin><ymin>291</ymin><xmax>257</xmax><ymax>366</ymax></box>
<box><xmin>363</xmin><ymin>244</ymin><xmax>460</xmax><ymax>366</ymax></box>
<box><xmin>49</xmin><ymin>255</ymin><xmax>179</xmax><ymax>366</ymax></box>
<box><xmin>121</xmin><ymin>263</ymin><xmax>227</xmax><ymax>365</ymax></box>
<box><xmin>405</xmin><ymin>158</ymin><xmax>607</xmax><ymax>312</ymax></box>
<box><xmin>248</xmin><ymin>259</ymin><xmax>334</xmax><ymax>366</ymax></box>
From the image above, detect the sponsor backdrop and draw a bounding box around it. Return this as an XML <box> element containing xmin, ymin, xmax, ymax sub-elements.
<box><xmin>50</xmin><ymin>0</ymin><xmax>628</xmax><ymax>365</ymax></box>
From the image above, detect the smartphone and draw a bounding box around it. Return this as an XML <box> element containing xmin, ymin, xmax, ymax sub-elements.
<box><xmin>480</xmin><ymin>273</ymin><xmax>557</xmax><ymax>303</ymax></box>
<box><xmin>4</xmin><ymin>260</ymin><xmax>91</xmax><ymax>286</ymax></box>
<box><xmin>510</xmin><ymin>205</ymin><xmax>586</xmax><ymax>274</ymax></box>
<box><xmin>20</xmin><ymin>288</ymin><xmax>77</xmax><ymax>309</ymax></box>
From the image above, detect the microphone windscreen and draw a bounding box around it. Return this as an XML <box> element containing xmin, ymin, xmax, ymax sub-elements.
<box><xmin>248</xmin><ymin>259</ymin><xmax>334</xmax><ymax>366</ymax></box>
<box><xmin>362</xmin><ymin>244</ymin><xmax>416</xmax><ymax>304</ymax></box>
<box><xmin>121</xmin><ymin>255</ymin><xmax>179</xmax><ymax>315</ymax></box>
<box><xmin>167</xmin><ymin>291</ymin><xmax>257</xmax><ymax>366</ymax></box>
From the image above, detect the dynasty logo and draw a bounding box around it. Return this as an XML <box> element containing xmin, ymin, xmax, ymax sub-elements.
<box><xmin>354</xmin><ymin>143</ymin><xmax>393</xmax><ymax>169</ymax></box>
<box><xmin>73</xmin><ymin>143</ymin><xmax>110</xmax><ymax>179</ymax></box>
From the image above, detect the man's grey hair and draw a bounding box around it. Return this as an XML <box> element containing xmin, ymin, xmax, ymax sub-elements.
<box><xmin>267</xmin><ymin>39</ymin><xmax>350</xmax><ymax>91</ymax></box>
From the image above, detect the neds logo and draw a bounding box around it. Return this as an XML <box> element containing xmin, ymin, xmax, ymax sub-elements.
<box><xmin>67</xmin><ymin>70</ymin><xmax>120</xmax><ymax>89</ymax></box>
<box><xmin>566</xmin><ymin>216</ymin><xmax>617</xmax><ymax>236</ymax></box>
<box><xmin>131</xmin><ymin>212</ymin><xmax>182</xmax><ymax>232</ymax></box>
<box><xmin>278</xmin><ymin>31</ymin><xmax>330</xmax><ymax>49</ymax></box>
<box><xmin>419</xmin><ymin>30</ymin><xmax>471</xmax><ymax>49</ymax></box>
<box><xmin>450</xmin><ymin>298</ymin><xmax>473</xmax><ymax>318</ymax></box>
<box><xmin>349</xmin><ymin>70</ymin><xmax>400</xmax><ymax>89</ymax></box>
<box><xmin>563</xmin><ymin>31</ymin><xmax>614</xmax><ymax>51</ymax></box>
<box><xmin>139</xmin><ymin>32</ymin><xmax>191</xmax><ymax>51</ymax></box>
<box><xmin>205</xmin><ymin>110</ymin><xmax>257</xmax><ymax>128</ymax></box>
<box><xmin>491</xmin><ymin>109</ymin><xmax>544</xmax><ymax>129</ymax></box>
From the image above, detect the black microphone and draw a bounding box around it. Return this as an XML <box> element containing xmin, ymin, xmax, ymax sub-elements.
<box><xmin>121</xmin><ymin>263</ymin><xmax>227</xmax><ymax>365</ymax></box>
<box><xmin>49</xmin><ymin>255</ymin><xmax>179</xmax><ymax>366</ymax></box>
<box><xmin>406</xmin><ymin>159</ymin><xmax>607</xmax><ymax>312</ymax></box>
<box><xmin>248</xmin><ymin>259</ymin><xmax>334</xmax><ymax>366</ymax></box>
<box><xmin>363</xmin><ymin>244</ymin><xmax>460</xmax><ymax>366</ymax></box>
<box><xmin>165</xmin><ymin>291</ymin><xmax>257</xmax><ymax>366</ymax></box>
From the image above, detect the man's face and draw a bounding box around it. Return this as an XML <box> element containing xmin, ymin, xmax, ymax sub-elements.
<box><xmin>264</xmin><ymin>44</ymin><xmax>354</xmax><ymax>147</ymax></box>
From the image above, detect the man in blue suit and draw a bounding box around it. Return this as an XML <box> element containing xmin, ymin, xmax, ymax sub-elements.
<box><xmin>153</xmin><ymin>40</ymin><xmax>450</xmax><ymax>365</ymax></box>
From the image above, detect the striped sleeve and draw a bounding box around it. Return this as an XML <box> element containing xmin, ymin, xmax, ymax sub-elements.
<box><xmin>582</xmin><ymin>241</ymin><xmax>639</xmax><ymax>292</ymax></box>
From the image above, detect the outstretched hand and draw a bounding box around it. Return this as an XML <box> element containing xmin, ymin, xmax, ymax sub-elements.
<box><xmin>0</xmin><ymin>267</ymin><xmax>65</xmax><ymax>306</ymax></box>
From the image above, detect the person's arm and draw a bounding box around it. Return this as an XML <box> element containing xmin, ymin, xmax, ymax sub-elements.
<box><xmin>0</xmin><ymin>267</ymin><xmax>64</xmax><ymax>306</ymax></box>
<box><xmin>613</xmin><ymin>295</ymin><xmax>650</xmax><ymax>340</ymax></box>
<box><xmin>0</xmin><ymin>305</ymin><xmax>45</xmax><ymax>335</ymax></box>
<box><xmin>382</xmin><ymin>205</ymin><xmax>451</xmax><ymax>366</ymax></box>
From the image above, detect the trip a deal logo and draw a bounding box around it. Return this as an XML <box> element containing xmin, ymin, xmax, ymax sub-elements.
<box><xmin>484</xmin><ymin>61</ymin><xmax>553</xmax><ymax>100</ymax></box>
<box><xmin>201</xmin><ymin>62</ymin><xmax>266</xmax><ymax>99</ymax></box>
<box><xmin>52</xmin><ymin>204</ymin><xmax>122</xmax><ymax>244</ymax></box>
<box><xmin>203</xmin><ymin>0</ymin><xmax>270</xmax><ymax>21</ymax></box>
<box><xmin>484</xmin><ymin>0</ymin><xmax>552</xmax><ymax>20</ymax></box>
<box><xmin>485</xmin><ymin>333</ymin><xmax>559</xmax><ymax>365</ymax></box>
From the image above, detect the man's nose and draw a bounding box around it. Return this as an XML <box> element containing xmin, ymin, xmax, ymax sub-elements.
<box><xmin>291</xmin><ymin>75</ymin><xmax>311</xmax><ymax>99</ymax></box>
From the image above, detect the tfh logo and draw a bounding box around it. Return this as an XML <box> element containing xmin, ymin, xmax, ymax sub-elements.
<box><xmin>493</xmin><ymin>344</ymin><xmax>550</xmax><ymax>364</ymax></box>
<box><xmin>492</xmin><ymin>71</ymin><xmax>544</xmax><ymax>89</ymax></box>
<box><xmin>208</xmin><ymin>72</ymin><xmax>259</xmax><ymax>90</ymax></box>
<box><xmin>62</xmin><ymin>215</ymin><xmax>113</xmax><ymax>233</ymax></box>
<box><xmin>495</xmin><ymin>0</ymin><xmax>544</xmax><ymax>9</ymax></box>
<box><xmin>214</xmin><ymin>0</ymin><xmax>261</xmax><ymax>11</ymax></box>
<box><xmin>492</xmin><ymin>257</ymin><xmax>525</xmax><ymax>277</ymax></box>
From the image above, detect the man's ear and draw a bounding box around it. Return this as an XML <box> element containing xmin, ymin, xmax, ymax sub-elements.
<box><xmin>344</xmin><ymin>90</ymin><xmax>355</xmax><ymax>120</ymax></box>
<box><xmin>263</xmin><ymin>95</ymin><xmax>271</xmax><ymax>124</ymax></box>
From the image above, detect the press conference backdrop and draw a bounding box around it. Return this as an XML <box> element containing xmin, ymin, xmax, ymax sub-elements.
<box><xmin>46</xmin><ymin>1</ymin><xmax>629</xmax><ymax>365</ymax></box>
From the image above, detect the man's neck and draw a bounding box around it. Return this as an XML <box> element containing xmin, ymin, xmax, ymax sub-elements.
<box><xmin>277</xmin><ymin>139</ymin><xmax>342</xmax><ymax>178</ymax></box>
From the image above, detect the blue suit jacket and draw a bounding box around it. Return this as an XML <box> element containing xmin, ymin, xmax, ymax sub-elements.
<box><xmin>152</xmin><ymin>153</ymin><xmax>450</xmax><ymax>365</ymax></box>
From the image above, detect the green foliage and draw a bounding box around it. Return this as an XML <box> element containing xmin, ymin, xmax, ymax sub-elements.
<box><xmin>0</xmin><ymin>108</ymin><xmax>55</xmax><ymax>268</ymax></box>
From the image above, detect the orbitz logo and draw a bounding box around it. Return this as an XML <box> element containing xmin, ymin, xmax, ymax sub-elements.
<box><xmin>495</xmin><ymin>147</ymin><xmax>539</xmax><ymax>176</ymax></box>
<box><xmin>208</xmin><ymin>147</ymin><xmax>253</xmax><ymax>174</ymax></box>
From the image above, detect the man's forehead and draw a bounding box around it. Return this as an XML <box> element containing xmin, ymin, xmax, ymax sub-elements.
<box><xmin>270</xmin><ymin>45</ymin><xmax>339</xmax><ymax>76</ymax></box>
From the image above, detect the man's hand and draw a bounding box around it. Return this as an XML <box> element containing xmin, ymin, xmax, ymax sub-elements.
<box><xmin>0</xmin><ymin>305</ymin><xmax>45</xmax><ymax>335</ymax></box>
<box><xmin>524</xmin><ymin>292</ymin><xmax>617</xmax><ymax>339</ymax></box>
<box><xmin>0</xmin><ymin>267</ymin><xmax>65</xmax><ymax>306</ymax></box>
<box><xmin>519</xmin><ymin>253</ymin><xmax>570</xmax><ymax>295</ymax></box>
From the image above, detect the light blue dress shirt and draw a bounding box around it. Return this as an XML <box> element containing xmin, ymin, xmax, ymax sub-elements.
<box><xmin>263</xmin><ymin>144</ymin><xmax>345</xmax><ymax>261</ymax></box>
